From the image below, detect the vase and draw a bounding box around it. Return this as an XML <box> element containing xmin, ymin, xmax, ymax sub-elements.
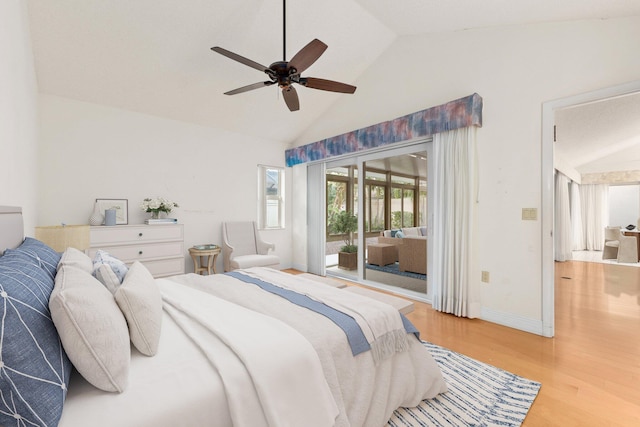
<box><xmin>89</xmin><ymin>202</ymin><xmax>104</xmax><ymax>226</ymax></box>
<box><xmin>150</xmin><ymin>211</ymin><xmax>160</xmax><ymax>219</ymax></box>
<box><xmin>104</xmin><ymin>209</ymin><xmax>117</xmax><ymax>226</ymax></box>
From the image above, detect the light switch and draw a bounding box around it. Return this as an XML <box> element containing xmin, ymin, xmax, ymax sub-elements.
<box><xmin>522</xmin><ymin>208</ymin><xmax>537</xmax><ymax>221</ymax></box>
<box><xmin>481</xmin><ymin>271</ymin><xmax>490</xmax><ymax>283</ymax></box>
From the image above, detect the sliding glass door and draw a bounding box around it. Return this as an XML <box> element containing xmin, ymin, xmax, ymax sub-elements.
<box><xmin>319</xmin><ymin>140</ymin><xmax>433</xmax><ymax>301</ymax></box>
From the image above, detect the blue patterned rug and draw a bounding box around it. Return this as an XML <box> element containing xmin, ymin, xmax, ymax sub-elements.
<box><xmin>366</xmin><ymin>262</ymin><xmax>427</xmax><ymax>280</ymax></box>
<box><xmin>387</xmin><ymin>342</ymin><xmax>541</xmax><ymax>427</ymax></box>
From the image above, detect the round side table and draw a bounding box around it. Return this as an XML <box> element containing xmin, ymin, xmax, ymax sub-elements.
<box><xmin>188</xmin><ymin>246</ymin><xmax>221</xmax><ymax>275</ymax></box>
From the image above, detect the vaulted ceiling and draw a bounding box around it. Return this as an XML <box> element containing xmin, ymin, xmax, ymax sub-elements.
<box><xmin>27</xmin><ymin>0</ymin><xmax>640</xmax><ymax>158</ymax></box>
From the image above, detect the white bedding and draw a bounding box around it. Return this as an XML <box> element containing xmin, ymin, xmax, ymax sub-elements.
<box><xmin>168</xmin><ymin>269</ymin><xmax>447</xmax><ymax>427</ymax></box>
<box><xmin>59</xmin><ymin>307</ymin><xmax>233</xmax><ymax>427</ymax></box>
<box><xmin>159</xmin><ymin>279</ymin><xmax>339</xmax><ymax>427</ymax></box>
<box><xmin>59</xmin><ymin>268</ymin><xmax>446</xmax><ymax>427</ymax></box>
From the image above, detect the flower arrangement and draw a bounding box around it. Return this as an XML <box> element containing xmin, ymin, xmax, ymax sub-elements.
<box><xmin>141</xmin><ymin>197</ymin><xmax>179</xmax><ymax>218</ymax></box>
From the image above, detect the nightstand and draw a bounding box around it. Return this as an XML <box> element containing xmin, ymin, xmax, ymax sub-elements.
<box><xmin>189</xmin><ymin>245</ymin><xmax>221</xmax><ymax>275</ymax></box>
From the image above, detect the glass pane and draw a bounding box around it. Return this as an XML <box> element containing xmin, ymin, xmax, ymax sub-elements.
<box><xmin>365</xmin><ymin>184</ymin><xmax>370</xmax><ymax>232</ymax></box>
<box><xmin>327</xmin><ymin>180</ymin><xmax>348</xmax><ymax>236</ymax></box>
<box><xmin>365</xmin><ymin>170</ymin><xmax>386</xmax><ymax>181</ymax></box>
<box><xmin>265</xmin><ymin>199</ymin><xmax>279</xmax><ymax>228</ymax></box>
<box><xmin>265</xmin><ymin>168</ymin><xmax>279</xmax><ymax>196</ymax></box>
<box><xmin>259</xmin><ymin>165</ymin><xmax>284</xmax><ymax>229</ymax></box>
<box><xmin>391</xmin><ymin>175</ymin><xmax>414</xmax><ymax>185</ymax></box>
<box><xmin>353</xmin><ymin>183</ymin><xmax>359</xmax><ymax>217</ymax></box>
<box><xmin>326</xmin><ymin>167</ymin><xmax>350</xmax><ymax>177</ymax></box>
<box><xmin>419</xmin><ymin>180</ymin><xmax>427</xmax><ymax>226</ymax></box>
<box><xmin>353</xmin><ymin>168</ymin><xmax>359</xmax><ymax>217</ymax></box>
<box><xmin>369</xmin><ymin>185</ymin><xmax>385</xmax><ymax>232</ymax></box>
<box><xmin>403</xmin><ymin>189</ymin><xmax>414</xmax><ymax>227</ymax></box>
<box><xmin>390</xmin><ymin>187</ymin><xmax>402</xmax><ymax>228</ymax></box>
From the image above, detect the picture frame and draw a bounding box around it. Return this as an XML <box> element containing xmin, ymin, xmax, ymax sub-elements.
<box><xmin>95</xmin><ymin>198</ymin><xmax>128</xmax><ymax>225</ymax></box>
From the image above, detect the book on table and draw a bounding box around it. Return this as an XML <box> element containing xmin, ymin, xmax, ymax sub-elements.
<box><xmin>145</xmin><ymin>218</ymin><xmax>178</xmax><ymax>224</ymax></box>
<box><xmin>193</xmin><ymin>244</ymin><xmax>218</xmax><ymax>250</ymax></box>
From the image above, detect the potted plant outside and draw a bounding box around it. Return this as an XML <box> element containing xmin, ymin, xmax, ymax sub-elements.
<box><xmin>332</xmin><ymin>210</ymin><xmax>358</xmax><ymax>270</ymax></box>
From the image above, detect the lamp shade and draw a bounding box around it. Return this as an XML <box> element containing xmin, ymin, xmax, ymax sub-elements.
<box><xmin>35</xmin><ymin>225</ymin><xmax>90</xmax><ymax>252</ymax></box>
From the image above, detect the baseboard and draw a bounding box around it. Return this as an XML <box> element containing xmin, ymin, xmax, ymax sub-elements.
<box><xmin>289</xmin><ymin>262</ymin><xmax>307</xmax><ymax>272</ymax></box>
<box><xmin>481</xmin><ymin>307</ymin><xmax>544</xmax><ymax>336</ymax></box>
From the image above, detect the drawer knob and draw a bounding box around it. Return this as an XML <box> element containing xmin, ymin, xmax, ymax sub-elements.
<box><xmin>138</xmin><ymin>233</ymin><xmax>143</xmax><ymax>237</ymax></box>
<box><xmin>138</xmin><ymin>251</ymin><xmax>143</xmax><ymax>255</ymax></box>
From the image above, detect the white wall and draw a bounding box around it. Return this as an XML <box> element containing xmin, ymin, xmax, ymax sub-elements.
<box><xmin>291</xmin><ymin>16</ymin><xmax>640</xmax><ymax>333</ymax></box>
<box><xmin>608</xmin><ymin>185</ymin><xmax>640</xmax><ymax>228</ymax></box>
<box><xmin>38</xmin><ymin>95</ymin><xmax>292</xmax><ymax>273</ymax></box>
<box><xmin>0</xmin><ymin>0</ymin><xmax>39</xmax><ymax>233</ymax></box>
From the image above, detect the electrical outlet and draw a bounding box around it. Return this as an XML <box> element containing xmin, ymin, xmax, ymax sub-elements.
<box><xmin>481</xmin><ymin>271</ymin><xmax>490</xmax><ymax>283</ymax></box>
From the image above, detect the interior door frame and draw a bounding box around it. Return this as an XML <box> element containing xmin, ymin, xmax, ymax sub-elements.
<box><xmin>541</xmin><ymin>79</ymin><xmax>640</xmax><ymax>338</ymax></box>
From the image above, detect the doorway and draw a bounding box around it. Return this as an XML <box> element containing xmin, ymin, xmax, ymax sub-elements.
<box><xmin>320</xmin><ymin>141</ymin><xmax>432</xmax><ymax>301</ymax></box>
<box><xmin>542</xmin><ymin>80</ymin><xmax>640</xmax><ymax>337</ymax></box>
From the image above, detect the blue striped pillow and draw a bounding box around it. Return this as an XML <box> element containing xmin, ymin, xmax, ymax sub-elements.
<box><xmin>2</xmin><ymin>237</ymin><xmax>61</xmax><ymax>277</ymax></box>
<box><xmin>0</xmin><ymin>239</ymin><xmax>71</xmax><ymax>427</ymax></box>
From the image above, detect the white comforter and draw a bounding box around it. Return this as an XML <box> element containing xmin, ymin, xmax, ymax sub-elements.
<box><xmin>59</xmin><ymin>268</ymin><xmax>446</xmax><ymax>427</ymax></box>
<box><xmin>168</xmin><ymin>268</ymin><xmax>447</xmax><ymax>427</ymax></box>
<box><xmin>158</xmin><ymin>279</ymin><xmax>339</xmax><ymax>427</ymax></box>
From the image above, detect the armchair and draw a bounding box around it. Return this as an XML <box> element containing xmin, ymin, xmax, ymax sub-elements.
<box><xmin>603</xmin><ymin>226</ymin><xmax>638</xmax><ymax>263</ymax></box>
<box><xmin>222</xmin><ymin>221</ymin><xmax>280</xmax><ymax>272</ymax></box>
<box><xmin>398</xmin><ymin>236</ymin><xmax>427</xmax><ymax>275</ymax></box>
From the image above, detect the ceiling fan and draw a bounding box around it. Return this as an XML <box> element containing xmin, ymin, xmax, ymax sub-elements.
<box><xmin>210</xmin><ymin>0</ymin><xmax>356</xmax><ymax>112</ymax></box>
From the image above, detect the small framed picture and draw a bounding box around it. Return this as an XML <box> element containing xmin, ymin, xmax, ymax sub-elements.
<box><xmin>96</xmin><ymin>199</ymin><xmax>128</xmax><ymax>225</ymax></box>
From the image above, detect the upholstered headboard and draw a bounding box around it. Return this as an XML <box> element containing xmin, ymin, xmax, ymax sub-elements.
<box><xmin>0</xmin><ymin>206</ymin><xmax>24</xmax><ymax>252</ymax></box>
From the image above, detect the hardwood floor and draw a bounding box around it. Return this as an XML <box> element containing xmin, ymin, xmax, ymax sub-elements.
<box><xmin>406</xmin><ymin>260</ymin><xmax>640</xmax><ymax>426</ymax></box>
<box><xmin>285</xmin><ymin>262</ymin><xmax>640</xmax><ymax>426</ymax></box>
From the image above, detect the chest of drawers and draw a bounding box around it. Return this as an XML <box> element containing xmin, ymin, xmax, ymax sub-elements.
<box><xmin>89</xmin><ymin>224</ymin><xmax>185</xmax><ymax>278</ymax></box>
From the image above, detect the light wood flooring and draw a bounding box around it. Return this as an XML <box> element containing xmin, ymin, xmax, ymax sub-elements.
<box><xmin>286</xmin><ymin>262</ymin><xmax>640</xmax><ymax>426</ymax></box>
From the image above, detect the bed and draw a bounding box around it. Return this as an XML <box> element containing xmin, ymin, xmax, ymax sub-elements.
<box><xmin>0</xmin><ymin>206</ymin><xmax>446</xmax><ymax>427</ymax></box>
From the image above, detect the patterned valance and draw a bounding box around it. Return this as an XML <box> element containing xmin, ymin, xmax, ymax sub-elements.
<box><xmin>285</xmin><ymin>93</ymin><xmax>483</xmax><ymax>167</ymax></box>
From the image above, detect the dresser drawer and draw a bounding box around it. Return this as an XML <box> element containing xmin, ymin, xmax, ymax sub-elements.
<box><xmin>89</xmin><ymin>224</ymin><xmax>185</xmax><ymax>278</ymax></box>
<box><xmin>90</xmin><ymin>225</ymin><xmax>183</xmax><ymax>245</ymax></box>
<box><xmin>88</xmin><ymin>241</ymin><xmax>183</xmax><ymax>262</ymax></box>
<box><xmin>139</xmin><ymin>257</ymin><xmax>185</xmax><ymax>278</ymax></box>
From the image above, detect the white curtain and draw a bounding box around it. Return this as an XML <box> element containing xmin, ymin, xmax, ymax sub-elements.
<box><xmin>554</xmin><ymin>171</ymin><xmax>572</xmax><ymax>261</ymax></box>
<box><xmin>432</xmin><ymin>127</ymin><xmax>480</xmax><ymax>318</ymax></box>
<box><xmin>306</xmin><ymin>163</ymin><xmax>326</xmax><ymax>275</ymax></box>
<box><xmin>570</xmin><ymin>181</ymin><xmax>585</xmax><ymax>250</ymax></box>
<box><xmin>580</xmin><ymin>184</ymin><xmax>609</xmax><ymax>251</ymax></box>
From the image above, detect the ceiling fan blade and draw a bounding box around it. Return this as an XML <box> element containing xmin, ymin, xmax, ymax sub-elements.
<box><xmin>282</xmin><ymin>86</ymin><xmax>300</xmax><ymax>111</ymax></box>
<box><xmin>211</xmin><ymin>46</ymin><xmax>270</xmax><ymax>73</ymax></box>
<box><xmin>288</xmin><ymin>39</ymin><xmax>328</xmax><ymax>74</ymax></box>
<box><xmin>300</xmin><ymin>77</ymin><xmax>357</xmax><ymax>94</ymax></box>
<box><xmin>224</xmin><ymin>81</ymin><xmax>275</xmax><ymax>95</ymax></box>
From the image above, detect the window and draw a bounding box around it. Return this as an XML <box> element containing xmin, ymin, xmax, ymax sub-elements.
<box><xmin>390</xmin><ymin>175</ymin><xmax>417</xmax><ymax>228</ymax></box>
<box><xmin>326</xmin><ymin>166</ymin><xmax>358</xmax><ymax>239</ymax></box>
<box><xmin>258</xmin><ymin>165</ymin><xmax>285</xmax><ymax>229</ymax></box>
<box><xmin>365</xmin><ymin>184</ymin><xmax>385</xmax><ymax>232</ymax></box>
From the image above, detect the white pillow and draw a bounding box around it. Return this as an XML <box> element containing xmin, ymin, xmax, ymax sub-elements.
<box><xmin>402</xmin><ymin>227</ymin><xmax>420</xmax><ymax>236</ymax></box>
<box><xmin>58</xmin><ymin>247</ymin><xmax>93</xmax><ymax>273</ymax></box>
<box><xmin>49</xmin><ymin>265</ymin><xmax>130</xmax><ymax>393</ymax></box>
<box><xmin>115</xmin><ymin>262</ymin><xmax>163</xmax><ymax>356</ymax></box>
<box><xmin>93</xmin><ymin>250</ymin><xmax>128</xmax><ymax>282</ymax></box>
<box><xmin>95</xmin><ymin>264</ymin><xmax>121</xmax><ymax>294</ymax></box>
